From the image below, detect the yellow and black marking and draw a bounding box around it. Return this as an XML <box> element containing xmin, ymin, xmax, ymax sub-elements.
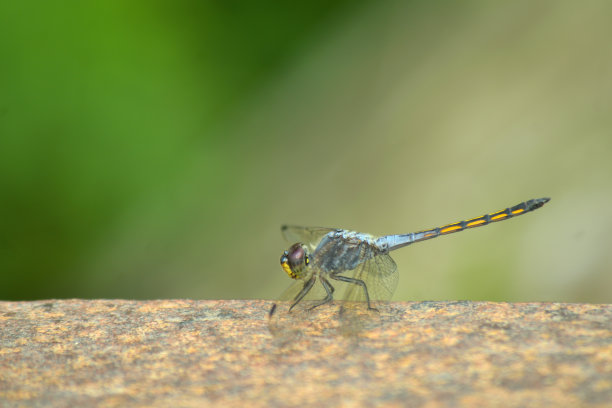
<box><xmin>281</xmin><ymin>260</ymin><xmax>296</xmax><ymax>279</ymax></box>
<box><xmin>415</xmin><ymin>197</ymin><xmax>550</xmax><ymax>242</ymax></box>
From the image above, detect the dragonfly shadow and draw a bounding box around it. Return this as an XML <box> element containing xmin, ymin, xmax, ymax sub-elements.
<box><xmin>268</xmin><ymin>300</ymin><xmax>394</xmax><ymax>346</ymax></box>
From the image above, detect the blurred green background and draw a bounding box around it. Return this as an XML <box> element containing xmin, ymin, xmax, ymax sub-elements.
<box><xmin>1</xmin><ymin>1</ymin><xmax>611</xmax><ymax>303</ymax></box>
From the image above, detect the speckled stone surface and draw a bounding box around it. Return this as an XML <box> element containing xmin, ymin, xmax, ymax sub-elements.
<box><xmin>1</xmin><ymin>300</ymin><xmax>611</xmax><ymax>407</ymax></box>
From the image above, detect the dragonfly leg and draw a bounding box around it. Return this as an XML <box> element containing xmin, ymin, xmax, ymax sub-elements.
<box><xmin>268</xmin><ymin>303</ymin><xmax>277</xmax><ymax>319</ymax></box>
<box><xmin>289</xmin><ymin>276</ymin><xmax>316</xmax><ymax>312</ymax></box>
<box><xmin>307</xmin><ymin>276</ymin><xmax>335</xmax><ymax>311</ymax></box>
<box><xmin>331</xmin><ymin>274</ymin><xmax>378</xmax><ymax>312</ymax></box>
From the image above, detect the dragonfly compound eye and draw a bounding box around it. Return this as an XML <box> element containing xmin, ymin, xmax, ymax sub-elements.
<box><xmin>280</xmin><ymin>243</ymin><xmax>308</xmax><ymax>279</ymax></box>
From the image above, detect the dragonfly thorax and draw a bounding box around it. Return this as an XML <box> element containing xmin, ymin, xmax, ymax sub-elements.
<box><xmin>280</xmin><ymin>243</ymin><xmax>310</xmax><ymax>280</ymax></box>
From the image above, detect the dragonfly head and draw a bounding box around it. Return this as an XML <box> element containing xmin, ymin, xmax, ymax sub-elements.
<box><xmin>280</xmin><ymin>243</ymin><xmax>310</xmax><ymax>280</ymax></box>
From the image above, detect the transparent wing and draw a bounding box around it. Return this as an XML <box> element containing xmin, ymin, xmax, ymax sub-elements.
<box><xmin>341</xmin><ymin>254</ymin><xmax>398</xmax><ymax>303</ymax></box>
<box><xmin>274</xmin><ymin>277</ymin><xmax>326</xmax><ymax>304</ymax></box>
<box><xmin>333</xmin><ymin>254</ymin><xmax>397</xmax><ymax>337</ymax></box>
<box><xmin>281</xmin><ymin>225</ymin><xmax>336</xmax><ymax>251</ymax></box>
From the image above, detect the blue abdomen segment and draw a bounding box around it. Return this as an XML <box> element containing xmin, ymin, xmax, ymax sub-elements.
<box><xmin>379</xmin><ymin>198</ymin><xmax>550</xmax><ymax>252</ymax></box>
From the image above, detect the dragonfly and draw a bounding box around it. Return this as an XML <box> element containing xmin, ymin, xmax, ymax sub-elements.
<box><xmin>269</xmin><ymin>197</ymin><xmax>550</xmax><ymax>330</ymax></box>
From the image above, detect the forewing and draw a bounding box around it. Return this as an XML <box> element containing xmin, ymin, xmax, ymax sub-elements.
<box><xmin>274</xmin><ymin>277</ymin><xmax>325</xmax><ymax>304</ymax></box>
<box><xmin>281</xmin><ymin>225</ymin><xmax>336</xmax><ymax>251</ymax></box>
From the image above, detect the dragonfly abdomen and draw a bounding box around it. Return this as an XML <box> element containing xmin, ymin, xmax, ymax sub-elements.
<box><xmin>383</xmin><ymin>197</ymin><xmax>550</xmax><ymax>251</ymax></box>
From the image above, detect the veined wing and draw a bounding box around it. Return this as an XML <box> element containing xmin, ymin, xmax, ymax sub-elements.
<box><xmin>272</xmin><ymin>276</ymin><xmax>326</xmax><ymax>306</ymax></box>
<box><xmin>281</xmin><ymin>225</ymin><xmax>336</xmax><ymax>251</ymax></box>
<box><xmin>336</xmin><ymin>254</ymin><xmax>398</xmax><ymax>337</ymax></box>
<box><xmin>342</xmin><ymin>254</ymin><xmax>398</xmax><ymax>303</ymax></box>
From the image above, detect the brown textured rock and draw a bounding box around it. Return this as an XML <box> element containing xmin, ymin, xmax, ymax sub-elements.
<box><xmin>1</xmin><ymin>299</ymin><xmax>611</xmax><ymax>407</ymax></box>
